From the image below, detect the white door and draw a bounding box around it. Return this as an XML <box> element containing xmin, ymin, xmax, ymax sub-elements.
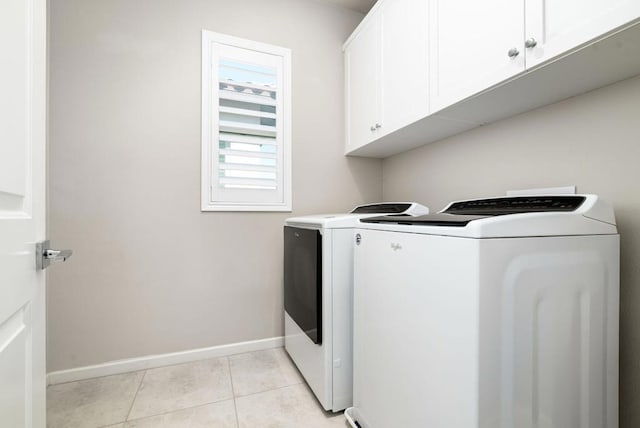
<box><xmin>345</xmin><ymin>15</ymin><xmax>380</xmax><ymax>152</ymax></box>
<box><xmin>379</xmin><ymin>0</ymin><xmax>429</xmax><ymax>138</ymax></box>
<box><xmin>525</xmin><ymin>0</ymin><xmax>640</xmax><ymax>68</ymax></box>
<box><xmin>429</xmin><ymin>0</ymin><xmax>525</xmax><ymax>112</ymax></box>
<box><xmin>0</xmin><ymin>0</ymin><xmax>47</xmax><ymax>427</ymax></box>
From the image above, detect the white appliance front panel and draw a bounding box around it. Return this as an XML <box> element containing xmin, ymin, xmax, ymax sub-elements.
<box><xmin>284</xmin><ymin>227</ymin><xmax>357</xmax><ymax>412</ymax></box>
<box><xmin>284</xmin><ymin>312</ymin><xmax>331</xmax><ymax>408</ymax></box>
<box><xmin>284</xmin><ymin>228</ymin><xmax>334</xmax><ymax>410</ymax></box>
<box><xmin>330</xmin><ymin>229</ymin><xmax>356</xmax><ymax>410</ymax></box>
<box><xmin>351</xmin><ymin>230</ymin><xmax>619</xmax><ymax>428</ymax></box>
<box><xmin>353</xmin><ymin>230</ymin><xmax>480</xmax><ymax>428</ymax></box>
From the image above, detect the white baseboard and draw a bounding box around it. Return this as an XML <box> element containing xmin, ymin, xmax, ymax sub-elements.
<box><xmin>47</xmin><ymin>336</ymin><xmax>284</xmax><ymax>385</ymax></box>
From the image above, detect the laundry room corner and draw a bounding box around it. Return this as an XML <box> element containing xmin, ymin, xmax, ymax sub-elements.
<box><xmin>46</xmin><ymin>0</ymin><xmax>382</xmax><ymax>373</ymax></box>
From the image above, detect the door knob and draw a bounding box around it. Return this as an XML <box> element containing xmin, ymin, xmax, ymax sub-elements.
<box><xmin>525</xmin><ymin>38</ymin><xmax>537</xmax><ymax>49</ymax></box>
<box><xmin>36</xmin><ymin>240</ymin><xmax>73</xmax><ymax>270</ymax></box>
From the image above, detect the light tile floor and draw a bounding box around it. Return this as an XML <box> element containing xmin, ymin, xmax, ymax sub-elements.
<box><xmin>47</xmin><ymin>348</ymin><xmax>348</xmax><ymax>428</ymax></box>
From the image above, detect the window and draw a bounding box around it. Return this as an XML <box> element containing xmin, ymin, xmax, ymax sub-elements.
<box><xmin>201</xmin><ymin>31</ymin><xmax>291</xmax><ymax>211</ymax></box>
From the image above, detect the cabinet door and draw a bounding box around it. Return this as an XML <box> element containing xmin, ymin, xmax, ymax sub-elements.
<box><xmin>345</xmin><ymin>16</ymin><xmax>381</xmax><ymax>153</ymax></box>
<box><xmin>429</xmin><ymin>0</ymin><xmax>525</xmax><ymax>113</ymax></box>
<box><xmin>525</xmin><ymin>0</ymin><xmax>640</xmax><ymax>68</ymax></box>
<box><xmin>378</xmin><ymin>0</ymin><xmax>429</xmax><ymax>137</ymax></box>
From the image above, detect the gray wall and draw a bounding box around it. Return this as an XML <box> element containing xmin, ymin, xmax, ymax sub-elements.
<box><xmin>48</xmin><ymin>0</ymin><xmax>382</xmax><ymax>371</ymax></box>
<box><xmin>382</xmin><ymin>74</ymin><xmax>640</xmax><ymax>428</ymax></box>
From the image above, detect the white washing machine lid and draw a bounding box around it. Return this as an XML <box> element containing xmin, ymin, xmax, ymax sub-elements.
<box><xmin>285</xmin><ymin>202</ymin><xmax>428</xmax><ymax>229</ymax></box>
<box><xmin>357</xmin><ymin>194</ymin><xmax>617</xmax><ymax>238</ymax></box>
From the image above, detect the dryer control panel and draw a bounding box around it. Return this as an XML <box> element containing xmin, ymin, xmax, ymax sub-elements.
<box><xmin>350</xmin><ymin>202</ymin><xmax>429</xmax><ymax>216</ymax></box>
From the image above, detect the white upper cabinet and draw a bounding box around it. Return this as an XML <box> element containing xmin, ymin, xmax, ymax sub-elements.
<box><xmin>429</xmin><ymin>0</ymin><xmax>526</xmax><ymax>112</ymax></box>
<box><xmin>379</xmin><ymin>0</ymin><xmax>429</xmax><ymax>137</ymax></box>
<box><xmin>430</xmin><ymin>0</ymin><xmax>640</xmax><ymax>113</ymax></box>
<box><xmin>525</xmin><ymin>0</ymin><xmax>640</xmax><ymax>68</ymax></box>
<box><xmin>345</xmin><ymin>15</ymin><xmax>380</xmax><ymax>153</ymax></box>
<box><xmin>345</xmin><ymin>0</ymin><xmax>640</xmax><ymax>157</ymax></box>
<box><xmin>344</xmin><ymin>0</ymin><xmax>429</xmax><ymax>152</ymax></box>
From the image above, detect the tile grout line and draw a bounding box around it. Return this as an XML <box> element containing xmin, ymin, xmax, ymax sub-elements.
<box><xmin>48</xmin><ymin>369</ymin><xmax>145</xmax><ymax>387</ymax></box>
<box><xmin>119</xmin><ymin>356</ymin><xmax>241</xmax><ymax>425</ymax></box>
<box><xmin>124</xmin><ymin>369</ymin><xmax>147</xmax><ymax>423</ymax></box>
<box><xmin>123</xmin><ymin>399</ymin><xmax>234</xmax><ymax>424</ymax></box>
<box><xmin>227</xmin><ymin>356</ymin><xmax>241</xmax><ymax>428</ymax></box>
<box><xmin>233</xmin><ymin>380</ymin><xmax>305</xmax><ymax>399</ymax></box>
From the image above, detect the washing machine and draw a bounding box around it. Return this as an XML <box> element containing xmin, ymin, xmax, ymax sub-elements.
<box><xmin>346</xmin><ymin>194</ymin><xmax>619</xmax><ymax>428</ymax></box>
<box><xmin>283</xmin><ymin>202</ymin><xmax>429</xmax><ymax>412</ymax></box>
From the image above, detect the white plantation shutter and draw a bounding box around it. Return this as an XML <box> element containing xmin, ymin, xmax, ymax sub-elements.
<box><xmin>202</xmin><ymin>31</ymin><xmax>291</xmax><ymax>211</ymax></box>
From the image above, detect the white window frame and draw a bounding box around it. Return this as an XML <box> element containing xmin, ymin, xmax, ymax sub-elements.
<box><xmin>201</xmin><ymin>30</ymin><xmax>292</xmax><ymax>212</ymax></box>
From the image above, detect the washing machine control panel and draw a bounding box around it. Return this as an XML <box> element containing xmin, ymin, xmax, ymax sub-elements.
<box><xmin>444</xmin><ymin>196</ymin><xmax>586</xmax><ymax>216</ymax></box>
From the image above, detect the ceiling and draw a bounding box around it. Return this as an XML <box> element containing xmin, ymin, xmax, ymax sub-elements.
<box><xmin>322</xmin><ymin>0</ymin><xmax>377</xmax><ymax>14</ymax></box>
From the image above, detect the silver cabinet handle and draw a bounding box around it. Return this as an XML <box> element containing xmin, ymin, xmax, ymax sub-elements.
<box><xmin>375</xmin><ymin>123</ymin><xmax>382</xmax><ymax>129</ymax></box>
<box><xmin>370</xmin><ymin>125</ymin><xmax>376</xmax><ymax>131</ymax></box>
<box><xmin>507</xmin><ymin>48</ymin><xmax>520</xmax><ymax>58</ymax></box>
<box><xmin>36</xmin><ymin>240</ymin><xmax>73</xmax><ymax>270</ymax></box>
<box><xmin>525</xmin><ymin>38</ymin><xmax>537</xmax><ymax>49</ymax></box>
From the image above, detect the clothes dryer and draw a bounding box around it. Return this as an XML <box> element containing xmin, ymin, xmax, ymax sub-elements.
<box><xmin>284</xmin><ymin>202</ymin><xmax>428</xmax><ymax>412</ymax></box>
